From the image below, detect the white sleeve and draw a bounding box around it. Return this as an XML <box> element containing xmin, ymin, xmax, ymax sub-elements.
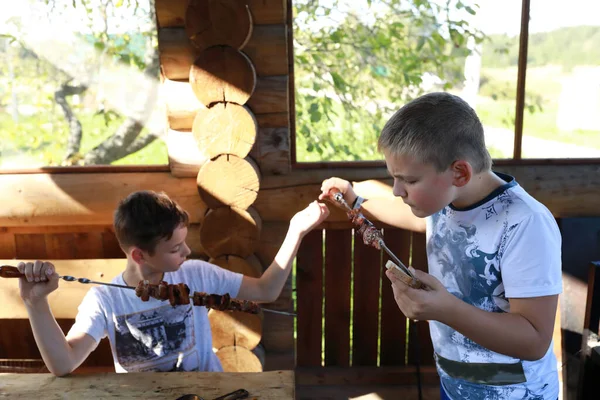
<box><xmin>183</xmin><ymin>260</ymin><xmax>243</xmax><ymax>297</ymax></box>
<box><xmin>66</xmin><ymin>287</ymin><xmax>108</xmax><ymax>343</ymax></box>
<box><xmin>500</xmin><ymin>212</ymin><xmax>563</xmax><ymax>298</ymax></box>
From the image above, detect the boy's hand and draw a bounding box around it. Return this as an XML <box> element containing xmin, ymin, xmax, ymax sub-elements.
<box><xmin>385</xmin><ymin>267</ymin><xmax>454</xmax><ymax>321</ymax></box>
<box><xmin>319</xmin><ymin>177</ymin><xmax>357</xmax><ymax>206</ymax></box>
<box><xmin>290</xmin><ymin>201</ymin><xmax>330</xmax><ymax>237</ymax></box>
<box><xmin>18</xmin><ymin>261</ymin><xmax>60</xmax><ymax>307</ymax></box>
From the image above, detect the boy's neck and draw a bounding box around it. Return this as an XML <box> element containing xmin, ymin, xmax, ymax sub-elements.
<box><xmin>451</xmin><ymin>170</ymin><xmax>507</xmax><ymax>210</ymax></box>
<box><xmin>122</xmin><ymin>260</ymin><xmax>165</xmax><ymax>287</ymax></box>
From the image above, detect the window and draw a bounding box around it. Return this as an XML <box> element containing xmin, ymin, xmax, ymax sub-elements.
<box><xmin>291</xmin><ymin>0</ymin><xmax>600</xmax><ymax>164</ymax></box>
<box><xmin>0</xmin><ymin>0</ymin><xmax>167</xmax><ymax>170</ymax></box>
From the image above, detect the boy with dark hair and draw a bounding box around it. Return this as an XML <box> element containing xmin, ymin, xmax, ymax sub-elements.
<box><xmin>321</xmin><ymin>92</ymin><xmax>561</xmax><ymax>399</ymax></box>
<box><xmin>19</xmin><ymin>190</ymin><xmax>329</xmax><ymax>375</ymax></box>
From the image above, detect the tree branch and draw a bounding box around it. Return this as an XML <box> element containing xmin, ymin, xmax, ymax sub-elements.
<box><xmin>54</xmin><ymin>82</ymin><xmax>88</xmax><ymax>160</ymax></box>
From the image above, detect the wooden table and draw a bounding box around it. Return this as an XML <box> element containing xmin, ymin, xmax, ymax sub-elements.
<box><xmin>0</xmin><ymin>370</ymin><xmax>294</xmax><ymax>399</ymax></box>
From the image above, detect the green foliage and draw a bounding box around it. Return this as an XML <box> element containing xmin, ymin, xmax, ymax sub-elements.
<box><xmin>0</xmin><ymin>0</ymin><xmax>166</xmax><ymax>167</ymax></box>
<box><xmin>0</xmin><ymin>112</ymin><xmax>166</xmax><ymax>167</ymax></box>
<box><xmin>482</xmin><ymin>26</ymin><xmax>600</xmax><ymax>70</ymax></box>
<box><xmin>294</xmin><ymin>0</ymin><xmax>485</xmax><ymax>161</ymax></box>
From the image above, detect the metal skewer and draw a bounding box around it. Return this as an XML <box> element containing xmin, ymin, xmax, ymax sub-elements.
<box><xmin>330</xmin><ymin>191</ymin><xmax>416</xmax><ymax>279</ymax></box>
<box><xmin>0</xmin><ymin>265</ymin><xmax>295</xmax><ymax>316</ymax></box>
<box><xmin>59</xmin><ymin>275</ymin><xmax>134</xmax><ymax>290</ymax></box>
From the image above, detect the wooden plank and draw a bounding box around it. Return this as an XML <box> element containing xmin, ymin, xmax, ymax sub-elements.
<box><xmin>262</xmin><ymin>311</ymin><xmax>294</xmax><ymax>353</ymax></box>
<box><xmin>1</xmin><ymin>165</ymin><xmax>600</xmax><ymax>228</ymax></box>
<box><xmin>247</xmin><ymin>76</ymin><xmax>288</xmax><ymax>114</ymax></box>
<box><xmin>0</xmin><ymin>370</ymin><xmax>295</xmax><ymax>399</ymax></box>
<box><xmin>2</xmin><ymin>226</ymin><xmax>112</xmax><ymax>234</ymax></box>
<box><xmin>0</xmin><ymin>259</ymin><xmax>126</xmax><ymax>319</ymax></box>
<box><xmin>255</xmin><ymin>112</ymin><xmax>289</xmax><ymax>128</ymax></box>
<box><xmin>242</xmin><ymin>24</ymin><xmax>288</xmax><ymax>75</ymax></box>
<box><xmin>380</xmin><ymin>228</ymin><xmax>410</xmax><ymax>366</ymax></box>
<box><xmin>408</xmin><ymin>232</ymin><xmax>435</xmax><ymax>366</ymax></box>
<box><xmin>43</xmin><ymin>233</ymin><xmax>104</xmax><ymax>259</ymax></box>
<box><xmin>324</xmin><ymin>229</ymin><xmax>351</xmax><ymax>367</ymax></box>
<box><xmin>249</xmin><ymin>127</ymin><xmax>291</xmax><ymax>176</ymax></box>
<box><xmin>0</xmin><ymin>173</ymin><xmax>206</xmax><ymax>227</ymax></box>
<box><xmin>14</xmin><ymin>234</ymin><xmax>47</xmax><ymax>259</ymax></box>
<box><xmin>295</xmin><ymin>365</ymin><xmax>440</xmax><ymax>386</ymax></box>
<box><xmin>296</xmin><ymin>229</ymin><xmax>323</xmax><ymax>367</ymax></box>
<box><xmin>101</xmin><ymin>231</ymin><xmax>125</xmax><ymax>258</ymax></box>
<box><xmin>164</xmin><ymin>78</ymin><xmax>287</xmax><ymax>130</ymax></box>
<box><xmin>351</xmin><ymin>228</ymin><xmax>382</xmax><ymax>366</ymax></box>
<box><xmin>0</xmin><ymin>319</ymin><xmax>113</xmax><ymax>368</ymax></box>
<box><xmin>155</xmin><ymin>0</ymin><xmax>286</xmax><ymax>27</ymax></box>
<box><xmin>296</xmin><ymin>385</ymin><xmax>439</xmax><ymax>400</ymax></box>
<box><xmin>0</xmin><ymin>232</ymin><xmax>16</xmax><ymax>259</ymax></box>
<box><xmin>44</xmin><ymin>233</ymin><xmax>76</xmax><ymax>259</ymax></box>
<box><xmin>158</xmin><ymin>26</ymin><xmax>287</xmax><ymax>79</ymax></box>
<box><xmin>163</xmin><ymin>78</ymin><xmax>205</xmax><ymax>130</ymax></box>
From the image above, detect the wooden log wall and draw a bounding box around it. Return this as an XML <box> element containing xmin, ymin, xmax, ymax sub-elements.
<box><xmin>155</xmin><ymin>0</ymin><xmax>292</xmax><ymax>372</ymax></box>
<box><xmin>160</xmin><ymin>0</ymin><xmax>290</xmax><ymax>177</ymax></box>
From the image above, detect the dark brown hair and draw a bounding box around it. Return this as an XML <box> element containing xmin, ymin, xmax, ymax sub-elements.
<box><xmin>378</xmin><ymin>92</ymin><xmax>492</xmax><ymax>173</ymax></box>
<box><xmin>113</xmin><ymin>190</ymin><xmax>189</xmax><ymax>254</ymax></box>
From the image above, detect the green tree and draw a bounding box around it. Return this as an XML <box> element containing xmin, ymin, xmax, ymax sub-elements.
<box><xmin>0</xmin><ymin>0</ymin><xmax>163</xmax><ymax>166</ymax></box>
<box><xmin>293</xmin><ymin>0</ymin><xmax>485</xmax><ymax>161</ymax></box>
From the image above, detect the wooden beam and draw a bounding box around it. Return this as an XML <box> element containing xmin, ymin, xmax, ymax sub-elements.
<box><xmin>0</xmin><ymin>172</ymin><xmax>206</xmax><ymax>227</ymax></box>
<box><xmin>295</xmin><ymin>366</ymin><xmax>440</xmax><ymax>386</ymax></box>
<box><xmin>0</xmin><ymin>164</ymin><xmax>599</xmax><ymax>227</ymax></box>
<box><xmin>0</xmin><ymin>259</ymin><xmax>126</xmax><ymax>319</ymax></box>
<box><xmin>155</xmin><ymin>0</ymin><xmax>287</xmax><ymax>27</ymax></box>
<box><xmin>159</xmin><ymin>26</ymin><xmax>287</xmax><ymax>79</ymax></box>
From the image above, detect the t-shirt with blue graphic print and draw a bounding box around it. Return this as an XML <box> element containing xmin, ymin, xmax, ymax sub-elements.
<box><xmin>426</xmin><ymin>172</ymin><xmax>562</xmax><ymax>400</ymax></box>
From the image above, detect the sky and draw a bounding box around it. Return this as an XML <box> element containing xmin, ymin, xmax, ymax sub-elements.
<box><xmin>475</xmin><ymin>0</ymin><xmax>600</xmax><ymax>35</ymax></box>
<box><xmin>2</xmin><ymin>0</ymin><xmax>600</xmax><ymax>37</ymax></box>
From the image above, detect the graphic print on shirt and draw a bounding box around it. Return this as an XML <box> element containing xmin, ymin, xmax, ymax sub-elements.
<box><xmin>429</xmin><ymin>204</ymin><xmax>546</xmax><ymax>399</ymax></box>
<box><xmin>114</xmin><ymin>304</ymin><xmax>196</xmax><ymax>371</ymax></box>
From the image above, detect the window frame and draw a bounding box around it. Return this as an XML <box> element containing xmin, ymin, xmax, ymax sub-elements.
<box><xmin>288</xmin><ymin>0</ymin><xmax>600</xmax><ymax>169</ymax></box>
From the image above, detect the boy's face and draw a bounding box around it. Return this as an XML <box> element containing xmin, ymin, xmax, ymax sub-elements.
<box><xmin>385</xmin><ymin>152</ymin><xmax>457</xmax><ymax>218</ymax></box>
<box><xmin>141</xmin><ymin>224</ymin><xmax>191</xmax><ymax>273</ymax></box>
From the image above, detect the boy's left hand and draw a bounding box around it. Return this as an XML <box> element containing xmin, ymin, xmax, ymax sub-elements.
<box><xmin>290</xmin><ymin>201</ymin><xmax>330</xmax><ymax>237</ymax></box>
<box><xmin>386</xmin><ymin>267</ymin><xmax>454</xmax><ymax>321</ymax></box>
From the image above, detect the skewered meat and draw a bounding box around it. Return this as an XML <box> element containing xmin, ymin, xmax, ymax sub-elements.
<box><xmin>134</xmin><ymin>280</ymin><xmax>260</xmax><ymax>314</ymax></box>
<box><xmin>347</xmin><ymin>208</ymin><xmax>383</xmax><ymax>249</ymax></box>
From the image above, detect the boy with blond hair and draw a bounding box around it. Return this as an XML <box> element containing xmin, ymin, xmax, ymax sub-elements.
<box><xmin>321</xmin><ymin>92</ymin><xmax>561</xmax><ymax>399</ymax></box>
<box><xmin>19</xmin><ymin>190</ymin><xmax>329</xmax><ymax>375</ymax></box>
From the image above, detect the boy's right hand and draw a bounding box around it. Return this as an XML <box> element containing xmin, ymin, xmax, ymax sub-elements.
<box><xmin>319</xmin><ymin>177</ymin><xmax>357</xmax><ymax>206</ymax></box>
<box><xmin>18</xmin><ymin>261</ymin><xmax>60</xmax><ymax>306</ymax></box>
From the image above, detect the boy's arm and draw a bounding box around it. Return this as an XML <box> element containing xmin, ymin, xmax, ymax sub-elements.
<box><xmin>388</xmin><ymin>269</ymin><xmax>558</xmax><ymax>361</ymax></box>
<box><xmin>360</xmin><ymin>197</ymin><xmax>426</xmax><ymax>233</ymax></box>
<box><xmin>26</xmin><ymin>300</ymin><xmax>98</xmax><ymax>376</ymax></box>
<box><xmin>19</xmin><ymin>261</ymin><xmax>98</xmax><ymax>376</ymax></box>
<box><xmin>320</xmin><ymin>177</ymin><xmax>426</xmax><ymax>233</ymax></box>
<box><xmin>438</xmin><ymin>291</ymin><xmax>557</xmax><ymax>361</ymax></box>
<box><xmin>236</xmin><ymin>201</ymin><xmax>329</xmax><ymax>303</ymax></box>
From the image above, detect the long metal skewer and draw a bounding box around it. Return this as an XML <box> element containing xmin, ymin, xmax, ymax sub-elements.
<box><xmin>0</xmin><ymin>265</ymin><xmax>295</xmax><ymax>316</ymax></box>
<box><xmin>331</xmin><ymin>192</ymin><xmax>415</xmax><ymax>279</ymax></box>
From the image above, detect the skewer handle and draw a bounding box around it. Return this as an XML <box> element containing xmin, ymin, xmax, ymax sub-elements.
<box><xmin>0</xmin><ymin>265</ymin><xmax>24</xmax><ymax>278</ymax></box>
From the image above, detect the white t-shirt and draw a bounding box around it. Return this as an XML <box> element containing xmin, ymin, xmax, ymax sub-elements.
<box><xmin>426</xmin><ymin>173</ymin><xmax>562</xmax><ymax>399</ymax></box>
<box><xmin>68</xmin><ymin>259</ymin><xmax>243</xmax><ymax>372</ymax></box>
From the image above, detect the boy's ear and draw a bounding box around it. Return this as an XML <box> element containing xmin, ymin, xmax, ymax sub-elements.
<box><xmin>450</xmin><ymin>160</ymin><xmax>472</xmax><ymax>187</ymax></box>
<box><xmin>130</xmin><ymin>247</ymin><xmax>145</xmax><ymax>264</ymax></box>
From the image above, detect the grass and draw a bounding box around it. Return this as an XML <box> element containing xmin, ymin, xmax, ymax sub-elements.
<box><xmin>0</xmin><ymin>112</ymin><xmax>168</xmax><ymax>167</ymax></box>
<box><xmin>476</xmin><ymin>65</ymin><xmax>600</xmax><ymax>151</ymax></box>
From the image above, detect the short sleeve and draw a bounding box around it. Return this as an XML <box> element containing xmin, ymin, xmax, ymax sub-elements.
<box><xmin>66</xmin><ymin>287</ymin><xmax>108</xmax><ymax>343</ymax></box>
<box><xmin>500</xmin><ymin>212</ymin><xmax>562</xmax><ymax>298</ymax></box>
<box><xmin>181</xmin><ymin>260</ymin><xmax>243</xmax><ymax>297</ymax></box>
